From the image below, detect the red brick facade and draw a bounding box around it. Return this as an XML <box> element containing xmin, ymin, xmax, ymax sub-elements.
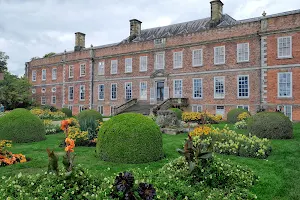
<box><xmin>26</xmin><ymin>1</ymin><xmax>300</xmax><ymax>120</ymax></box>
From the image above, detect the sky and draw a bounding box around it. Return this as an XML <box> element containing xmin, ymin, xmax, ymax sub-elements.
<box><xmin>0</xmin><ymin>0</ymin><xmax>299</xmax><ymax>76</ymax></box>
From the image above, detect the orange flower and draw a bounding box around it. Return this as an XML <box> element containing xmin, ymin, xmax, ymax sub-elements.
<box><xmin>65</xmin><ymin>138</ymin><xmax>75</xmax><ymax>152</ymax></box>
<box><xmin>61</xmin><ymin>120</ymin><xmax>69</xmax><ymax>130</ymax></box>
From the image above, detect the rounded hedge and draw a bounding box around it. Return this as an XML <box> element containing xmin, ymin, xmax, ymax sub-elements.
<box><xmin>77</xmin><ymin>109</ymin><xmax>103</xmax><ymax>122</ymax></box>
<box><xmin>61</xmin><ymin>108</ymin><xmax>72</xmax><ymax>117</ymax></box>
<box><xmin>227</xmin><ymin>108</ymin><xmax>250</xmax><ymax>123</ymax></box>
<box><xmin>96</xmin><ymin>113</ymin><xmax>164</xmax><ymax>164</ymax></box>
<box><xmin>247</xmin><ymin>112</ymin><xmax>293</xmax><ymax>139</ymax></box>
<box><xmin>168</xmin><ymin>108</ymin><xmax>182</xmax><ymax>120</ymax></box>
<box><xmin>0</xmin><ymin>108</ymin><xmax>46</xmax><ymax>143</ymax></box>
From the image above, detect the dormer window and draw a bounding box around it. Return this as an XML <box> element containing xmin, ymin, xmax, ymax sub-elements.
<box><xmin>154</xmin><ymin>38</ymin><xmax>165</xmax><ymax>45</ymax></box>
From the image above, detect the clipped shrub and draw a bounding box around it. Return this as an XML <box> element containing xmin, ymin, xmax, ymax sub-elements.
<box><xmin>0</xmin><ymin>108</ymin><xmax>46</xmax><ymax>143</ymax></box>
<box><xmin>97</xmin><ymin>113</ymin><xmax>164</xmax><ymax>164</ymax></box>
<box><xmin>61</xmin><ymin>108</ymin><xmax>72</xmax><ymax>117</ymax></box>
<box><xmin>247</xmin><ymin>112</ymin><xmax>293</xmax><ymax>139</ymax></box>
<box><xmin>168</xmin><ymin>108</ymin><xmax>182</xmax><ymax>120</ymax></box>
<box><xmin>227</xmin><ymin>108</ymin><xmax>250</xmax><ymax>123</ymax></box>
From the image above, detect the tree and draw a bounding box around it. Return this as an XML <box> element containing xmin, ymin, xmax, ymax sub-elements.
<box><xmin>0</xmin><ymin>51</ymin><xmax>9</xmax><ymax>72</ymax></box>
<box><xmin>43</xmin><ymin>52</ymin><xmax>56</xmax><ymax>58</ymax></box>
<box><xmin>0</xmin><ymin>71</ymin><xmax>32</xmax><ymax>110</ymax></box>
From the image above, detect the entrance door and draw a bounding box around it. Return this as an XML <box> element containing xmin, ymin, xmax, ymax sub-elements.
<box><xmin>156</xmin><ymin>81</ymin><xmax>164</xmax><ymax>101</ymax></box>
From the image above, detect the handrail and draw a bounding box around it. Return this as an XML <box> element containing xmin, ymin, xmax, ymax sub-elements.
<box><xmin>113</xmin><ymin>98</ymin><xmax>138</xmax><ymax>115</ymax></box>
<box><xmin>151</xmin><ymin>98</ymin><xmax>171</xmax><ymax>115</ymax></box>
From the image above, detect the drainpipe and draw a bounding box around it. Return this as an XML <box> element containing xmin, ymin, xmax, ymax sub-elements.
<box><xmin>90</xmin><ymin>46</ymin><xmax>95</xmax><ymax>109</ymax></box>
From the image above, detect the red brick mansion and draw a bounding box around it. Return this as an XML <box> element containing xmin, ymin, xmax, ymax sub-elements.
<box><xmin>26</xmin><ymin>0</ymin><xmax>300</xmax><ymax>121</ymax></box>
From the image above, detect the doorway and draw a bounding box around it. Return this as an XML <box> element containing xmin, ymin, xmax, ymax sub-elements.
<box><xmin>156</xmin><ymin>81</ymin><xmax>164</xmax><ymax>101</ymax></box>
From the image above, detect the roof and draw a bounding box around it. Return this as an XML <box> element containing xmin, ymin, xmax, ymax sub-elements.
<box><xmin>121</xmin><ymin>14</ymin><xmax>238</xmax><ymax>43</ymax></box>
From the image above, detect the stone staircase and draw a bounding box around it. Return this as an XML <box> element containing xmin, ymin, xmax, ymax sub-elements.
<box><xmin>120</xmin><ymin>101</ymin><xmax>154</xmax><ymax>115</ymax></box>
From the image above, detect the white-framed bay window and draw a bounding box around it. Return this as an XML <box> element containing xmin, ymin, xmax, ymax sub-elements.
<box><xmin>237</xmin><ymin>43</ymin><xmax>249</xmax><ymax>62</ymax></box>
<box><xmin>125</xmin><ymin>58</ymin><xmax>132</xmax><ymax>73</ymax></box>
<box><xmin>139</xmin><ymin>56</ymin><xmax>147</xmax><ymax>72</ymax></box>
<box><xmin>140</xmin><ymin>81</ymin><xmax>147</xmax><ymax>100</ymax></box>
<box><xmin>173</xmin><ymin>79</ymin><xmax>182</xmax><ymax>98</ymax></box>
<box><xmin>193</xmin><ymin>78</ymin><xmax>203</xmax><ymax>99</ymax></box>
<box><xmin>173</xmin><ymin>51</ymin><xmax>183</xmax><ymax>69</ymax></box>
<box><xmin>155</xmin><ymin>52</ymin><xmax>165</xmax><ymax>70</ymax></box>
<box><xmin>237</xmin><ymin>75</ymin><xmax>249</xmax><ymax>98</ymax></box>
<box><xmin>192</xmin><ymin>49</ymin><xmax>203</xmax><ymax>67</ymax></box>
<box><xmin>98</xmin><ymin>61</ymin><xmax>105</xmax><ymax>75</ymax></box>
<box><xmin>214</xmin><ymin>46</ymin><xmax>225</xmax><ymax>65</ymax></box>
<box><xmin>278</xmin><ymin>36</ymin><xmax>292</xmax><ymax>58</ymax></box>
<box><xmin>111</xmin><ymin>60</ymin><xmax>118</xmax><ymax>74</ymax></box>
<box><xmin>278</xmin><ymin>72</ymin><xmax>292</xmax><ymax>97</ymax></box>
<box><xmin>214</xmin><ymin>76</ymin><xmax>225</xmax><ymax>99</ymax></box>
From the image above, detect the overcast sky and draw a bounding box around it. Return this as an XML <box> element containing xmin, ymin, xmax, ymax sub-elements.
<box><xmin>0</xmin><ymin>0</ymin><xmax>299</xmax><ymax>76</ymax></box>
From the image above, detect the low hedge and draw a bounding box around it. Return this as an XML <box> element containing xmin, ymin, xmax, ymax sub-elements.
<box><xmin>0</xmin><ymin>108</ymin><xmax>46</xmax><ymax>143</ymax></box>
<box><xmin>61</xmin><ymin>108</ymin><xmax>72</xmax><ymax>117</ymax></box>
<box><xmin>247</xmin><ymin>112</ymin><xmax>293</xmax><ymax>139</ymax></box>
<box><xmin>96</xmin><ymin>113</ymin><xmax>164</xmax><ymax>163</ymax></box>
<box><xmin>227</xmin><ymin>108</ymin><xmax>250</xmax><ymax>123</ymax></box>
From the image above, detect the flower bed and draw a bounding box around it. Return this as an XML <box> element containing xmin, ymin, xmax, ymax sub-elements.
<box><xmin>30</xmin><ymin>108</ymin><xmax>66</xmax><ymax>120</ymax></box>
<box><xmin>190</xmin><ymin>125</ymin><xmax>272</xmax><ymax>159</ymax></box>
<box><xmin>43</xmin><ymin>120</ymin><xmax>61</xmax><ymax>135</ymax></box>
<box><xmin>0</xmin><ymin>140</ymin><xmax>26</xmax><ymax>167</ymax></box>
<box><xmin>182</xmin><ymin>112</ymin><xmax>222</xmax><ymax>124</ymax></box>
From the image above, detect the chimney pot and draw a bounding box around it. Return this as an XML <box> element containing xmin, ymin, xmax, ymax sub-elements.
<box><xmin>74</xmin><ymin>32</ymin><xmax>86</xmax><ymax>51</ymax></box>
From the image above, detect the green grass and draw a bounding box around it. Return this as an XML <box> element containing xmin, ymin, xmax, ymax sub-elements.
<box><xmin>1</xmin><ymin>123</ymin><xmax>300</xmax><ymax>200</ymax></box>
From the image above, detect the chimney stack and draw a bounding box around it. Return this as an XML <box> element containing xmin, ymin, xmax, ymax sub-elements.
<box><xmin>210</xmin><ymin>0</ymin><xmax>224</xmax><ymax>27</ymax></box>
<box><xmin>129</xmin><ymin>19</ymin><xmax>142</xmax><ymax>41</ymax></box>
<box><xmin>74</xmin><ymin>32</ymin><xmax>86</xmax><ymax>51</ymax></box>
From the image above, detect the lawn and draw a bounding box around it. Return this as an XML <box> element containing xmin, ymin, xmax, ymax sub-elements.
<box><xmin>1</xmin><ymin>123</ymin><xmax>300</xmax><ymax>200</ymax></box>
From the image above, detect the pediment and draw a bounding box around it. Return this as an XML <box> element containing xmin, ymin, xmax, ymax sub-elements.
<box><xmin>150</xmin><ymin>69</ymin><xmax>169</xmax><ymax>78</ymax></box>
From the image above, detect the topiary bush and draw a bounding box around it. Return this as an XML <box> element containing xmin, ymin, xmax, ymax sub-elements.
<box><xmin>247</xmin><ymin>112</ymin><xmax>293</xmax><ymax>139</ymax></box>
<box><xmin>0</xmin><ymin>108</ymin><xmax>46</xmax><ymax>143</ymax></box>
<box><xmin>61</xmin><ymin>108</ymin><xmax>72</xmax><ymax>117</ymax></box>
<box><xmin>97</xmin><ymin>113</ymin><xmax>164</xmax><ymax>164</ymax></box>
<box><xmin>168</xmin><ymin>108</ymin><xmax>182</xmax><ymax>120</ymax></box>
<box><xmin>227</xmin><ymin>108</ymin><xmax>250</xmax><ymax>123</ymax></box>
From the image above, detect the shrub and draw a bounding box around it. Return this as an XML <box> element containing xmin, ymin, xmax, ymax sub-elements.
<box><xmin>78</xmin><ymin>110</ymin><xmax>103</xmax><ymax>140</ymax></box>
<box><xmin>0</xmin><ymin>108</ymin><xmax>46</xmax><ymax>143</ymax></box>
<box><xmin>247</xmin><ymin>112</ymin><xmax>293</xmax><ymax>139</ymax></box>
<box><xmin>227</xmin><ymin>108</ymin><xmax>250</xmax><ymax>123</ymax></box>
<box><xmin>234</xmin><ymin>120</ymin><xmax>248</xmax><ymax>129</ymax></box>
<box><xmin>168</xmin><ymin>108</ymin><xmax>182</xmax><ymax>120</ymax></box>
<box><xmin>61</xmin><ymin>108</ymin><xmax>72</xmax><ymax>117</ymax></box>
<box><xmin>40</xmin><ymin>105</ymin><xmax>58</xmax><ymax>112</ymax></box>
<box><xmin>97</xmin><ymin>113</ymin><xmax>164</xmax><ymax>163</ymax></box>
<box><xmin>182</xmin><ymin>112</ymin><xmax>222</xmax><ymax>124</ymax></box>
<box><xmin>190</xmin><ymin>125</ymin><xmax>272</xmax><ymax>159</ymax></box>
<box><xmin>238</xmin><ymin>112</ymin><xmax>251</xmax><ymax>121</ymax></box>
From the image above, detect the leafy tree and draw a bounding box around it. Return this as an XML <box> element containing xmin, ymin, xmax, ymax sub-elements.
<box><xmin>0</xmin><ymin>51</ymin><xmax>9</xmax><ymax>72</ymax></box>
<box><xmin>43</xmin><ymin>52</ymin><xmax>56</xmax><ymax>58</ymax></box>
<box><xmin>0</xmin><ymin>72</ymin><xmax>32</xmax><ymax>110</ymax></box>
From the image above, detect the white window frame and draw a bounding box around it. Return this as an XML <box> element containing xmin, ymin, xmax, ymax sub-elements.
<box><xmin>192</xmin><ymin>49</ymin><xmax>203</xmax><ymax>67</ymax></box>
<box><xmin>237</xmin><ymin>75</ymin><xmax>249</xmax><ymax>98</ymax></box>
<box><xmin>32</xmin><ymin>70</ymin><xmax>37</xmax><ymax>81</ymax></box>
<box><xmin>277</xmin><ymin>36</ymin><xmax>292</xmax><ymax>59</ymax></box>
<box><xmin>111</xmin><ymin>60</ymin><xmax>118</xmax><ymax>74</ymax></box>
<box><xmin>41</xmin><ymin>88</ymin><xmax>46</xmax><ymax>93</ymax></box>
<box><xmin>214</xmin><ymin>46</ymin><xmax>225</xmax><ymax>65</ymax></box>
<box><xmin>277</xmin><ymin>105</ymin><xmax>293</xmax><ymax>121</ymax></box>
<box><xmin>69</xmin><ymin>65</ymin><xmax>74</xmax><ymax>78</ymax></box>
<box><xmin>98</xmin><ymin>84</ymin><xmax>105</xmax><ymax>100</ymax></box>
<box><xmin>140</xmin><ymin>81</ymin><xmax>147</xmax><ymax>100</ymax></box>
<box><xmin>278</xmin><ymin>72</ymin><xmax>292</xmax><ymax>98</ymax></box>
<box><xmin>193</xmin><ymin>78</ymin><xmax>203</xmax><ymax>99</ymax></box>
<box><xmin>125</xmin><ymin>82</ymin><xmax>132</xmax><ymax>100</ymax></box>
<box><xmin>98</xmin><ymin>105</ymin><xmax>104</xmax><ymax>115</ymax></box>
<box><xmin>192</xmin><ymin>105</ymin><xmax>202</xmax><ymax>112</ymax></box>
<box><xmin>237</xmin><ymin>105</ymin><xmax>249</xmax><ymax>111</ymax></box>
<box><xmin>52</xmin><ymin>68</ymin><xmax>57</xmax><ymax>80</ymax></box>
<box><xmin>98</xmin><ymin>61</ymin><xmax>105</xmax><ymax>75</ymax></box>
<box><xmin>173</xmin><ymin>51</ymin><xmax>183</xmax><ymax>69</ymax></box>
<box><xmin>80</xmin><ymin>64</ymin><xmax>86</xmax><ymax>77</ymax></box>
<box><xmin>155</xmin><ymin>52</ymin><xmax>165</xmax><ymax>70</ymax></box>
<box><xmin>42</xmin><ymin>69</ymin><xmax>46</xmax><ymax>81</ymax></box>
<box><xmin>214</xmin><ymin>76</ymin><xmax>225</xmax><ymax>99</ymax></box>
<box><xmin>32</xmin><ymin>88</ymin><xmax>36</xmax><ymax>94</ymax></box>
<box><xmin>51</xmin><ymin>87</ymin><xmax>56</xmax><ymax>93</ymax></box>
<box><xmin>237</xmin><ymin>43</ymin><xmax>250</xmax><ymax>63</ymax></box>
<box><xmin>173</xmin><ymin>79</ymin><xmax>183</xmax><ymax>98</ymax></box>
<box><xmin>41</xmin><ymin>96</ymin><xmax>46</xmax><ymax>105</ymax></box>
<box><xmin>79</xmin><ymin>105</ymin><xmax>84</xmax><ymax>112</ymax></box>
<box><xmin>68</xmin><ymin>86</ymin><xmax>74</xmax><ymax>101</ymax></box>
<box><xmin>216</xmin><ymin>105</ymin><xmax>225</xmax><ymax>117</ymax></box>
<box><xmin>110</xmin><ymin>105</ymin><xmax>116</xmax><ymax>116</ymax></box>
<box><xmin>125</xmin><ymin>58</ymin><xmax>132</xmax><ymax>73</ymax></box>
<box><xmin>79</xmin><ymin>85</ymin><xmax>85</xmax><ymax>101</ymax></box>
<box><xmin>111</xmin><ymin>83</ymin><xmax>117</xmax><ymax>100</ymax></box>
<box><xmin>68</xmin><ymin>105</ymin><xmax>73</xmax><ymax>112</ymax></box>
<box><xmin>51</xmin><ymin>96</ymin><xmax>56</xmax><ymax>104</ymax></box>
<box><xmin>139</xmin><ymin>56</ymin><xmax>148</xmax><ymax>72</ymax></box>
